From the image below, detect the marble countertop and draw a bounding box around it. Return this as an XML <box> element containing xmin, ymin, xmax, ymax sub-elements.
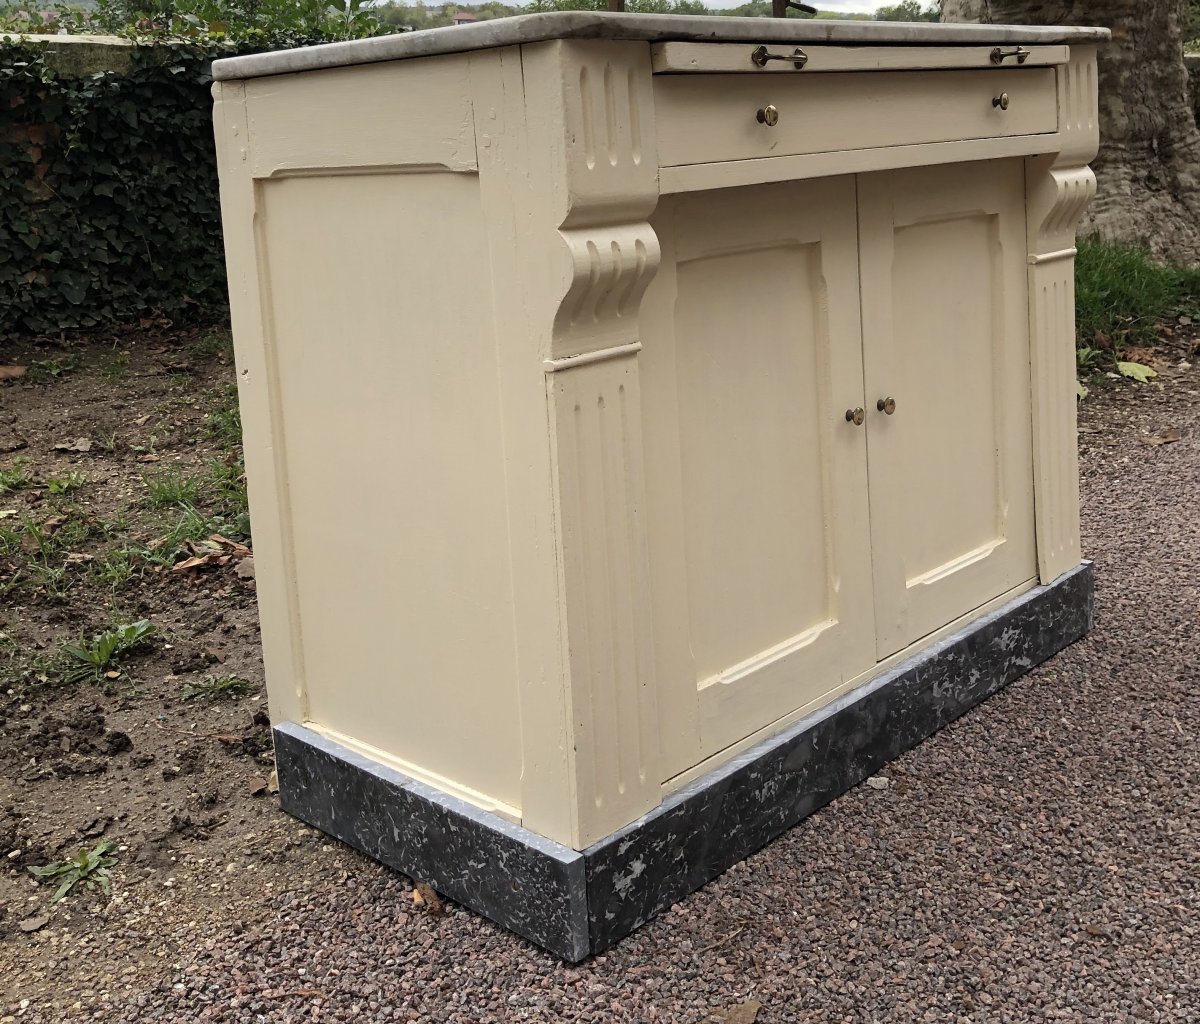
<box><xmin>212</xmin><ymin>11</ymin><xmax>1109</xmax><ymax>81</ymax></box>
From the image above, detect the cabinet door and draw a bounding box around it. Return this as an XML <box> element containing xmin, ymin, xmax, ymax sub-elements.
<box><xmin>640</xmin><ymin>177</ymin><xmax>877</xmax><ymax>776</ymax></box>
<box><xmin>858</xmin><ymin>160</ymin><xmax>1036</xmax><ymax>659</ymax></box>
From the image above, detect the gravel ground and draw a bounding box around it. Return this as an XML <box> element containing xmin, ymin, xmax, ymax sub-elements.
<box><xmin>6</xmin><ymin>362</ymin><xmax>1200</xmax><ymax>1023</ymax></box>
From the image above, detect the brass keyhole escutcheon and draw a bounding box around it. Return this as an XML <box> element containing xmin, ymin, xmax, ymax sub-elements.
<box><xmin>757</xmin><ymin>104</ymin><xmax>780</xmax><ymax>127</ymax></box>
<box><xmin>993</xmin><ymin>92</ymin><xmax>1011</xmax><ymax>111</ymax></box>
<box><xmin>877</xmin><ymin>397</ymin><xmax>897</xmax><ymax>415</ymax></box>
<box><xmin>845</xmin><ymin>407</ymin><xmax>866</xmax><ymax>426</ymax></box>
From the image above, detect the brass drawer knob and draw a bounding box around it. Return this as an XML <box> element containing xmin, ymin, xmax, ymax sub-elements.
<box><xmin>993</xmin><ymin>92</ymin><xmax>1011</xmax><ymax>111</ymax></box>
<box><xmin>845</xmin><ymin>407</ymin><xmax>865</xmax><ymax>426</ymax></box>
<box><xmin>877</xmin><ymin>397</ymin><xmax>897</xmax><ymax>415</ymax></box>
<box><xmin>756</xmin><ymin>104</ymin><xmax>780</xmax><ymax>127</ymax></box>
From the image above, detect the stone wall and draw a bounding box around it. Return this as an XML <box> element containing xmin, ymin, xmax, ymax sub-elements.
<box><xmin>18</xmin><ymin>33</ymin><xmax>134</xmax><ymax>75</ymax></box>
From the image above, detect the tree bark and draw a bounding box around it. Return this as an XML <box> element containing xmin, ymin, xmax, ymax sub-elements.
<box><xmin>942</xmin><ymin>0</ymin><xmax>1200</xmax><ymax>262</ymax></box>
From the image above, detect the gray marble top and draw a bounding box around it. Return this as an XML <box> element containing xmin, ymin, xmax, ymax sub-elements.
<box><xmin>212</xmin><ymin>11</ymin><xmax>1109</xmax><ymax>81</ymax></box>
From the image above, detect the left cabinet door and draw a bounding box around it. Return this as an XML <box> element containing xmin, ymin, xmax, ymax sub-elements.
<box><xmin>640</xmin><ymin>176</ymin><xmax>877</xmax><ymax>777</ymax></box>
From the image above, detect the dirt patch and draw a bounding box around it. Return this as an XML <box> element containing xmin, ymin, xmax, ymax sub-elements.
<box><xmin>0</xmin><ymin>325</ymin><xmax>346</xmax><ymax>1013</ymax></box>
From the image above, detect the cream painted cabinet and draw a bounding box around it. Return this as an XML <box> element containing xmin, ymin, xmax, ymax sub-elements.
<box><xmin>643</xmin><ymin>158</ymin><xmax>1037</xmax><ymax>775</ymax></box>
<box><xmin>213</xmin><ymin>14</ymin><xmax>1104</xmax><ymax>959</ymax></box>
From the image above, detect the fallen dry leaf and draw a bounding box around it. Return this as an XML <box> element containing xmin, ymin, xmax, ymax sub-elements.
<box><xmin>249</xmin><ymin>778</ymin><xmax>268</xmax><ymax>797</ymax></box>
<box><xmin>134</xmin><ymin>414</ymin><xmax>151</xmax><ymax>425</ymax></box>
<box><xmin>1141</xmin><ymin>428</ymin><xmax>1182</xmax><ymax>447</ymax></box>
<box><xmin>138</xmin><ymin>454</ymin><xmax>160</xmax><ymax>463</ymax></box>
<box><xmin>267</xmin><ymin>769</ymin><xmax>279</xmax><ymax>795</ymax></box>
<box><xmin>1123</xmin><ymin>346</ymin><xmax>1161</xmax><ymax>365</ymax></box>
<box><xmin>0</xmin><ymin>365</ymin><xmax>27</xmax><ymax>381</ymax></box>
<box><xmin>208</xmin><ymin>533</ymin><xmax>251</xmax><ymax>558</ymax></box>
<box><xmin>52</xmin><ymin>437</ymin><xmax>92</xmax><ymax>453</ymax></box>
<box><xmin>40</xmin><ymin>514</ymin><xmax>68</xmax><ymax>535</ymax></box>
<box><xmin>236</xmin><ymin>556</ymin><xmax>256</xmax><ymax>581</ymax></box>
<box><xmin>173</xmin><ymin>553</ymin><xmax>232</xmax><ymax>572</ymax></box>
<box><xmin>64</xmin><ymin>552</ymin><xmax>94</xmax><ymax>565</ymax></box>
<box><xmin>413</xmin><ymin>882</ymin><xmax>444</xmax><ymax>915</ymax></box>
<box><xmin>19</xmin><ymin>914</ymin><xmax>49</xmax><ymax>934</ymax></box>
<box><xmin>104</xmin><ymin>670</ymin><xmax>121</xmax><ymax>680</ymax></box>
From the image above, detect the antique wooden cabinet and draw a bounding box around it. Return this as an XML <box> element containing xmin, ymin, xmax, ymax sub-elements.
<box><xmin>212</xmin><ymin>13</ymin><xmax>1105</xmax><ymax>960</ymax></box>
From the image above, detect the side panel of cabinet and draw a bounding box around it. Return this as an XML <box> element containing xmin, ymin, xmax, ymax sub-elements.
<box><xmin>858</xmin><ymin>159</ymin><xmax>1036</xmax><ymax>659</ymax></box>
<box><xmin>640</xmin><ymin>177</ymin><xmax>877</xmax><ymax>776</ymax></box>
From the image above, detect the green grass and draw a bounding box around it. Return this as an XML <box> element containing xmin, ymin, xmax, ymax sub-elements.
<box><xmin>188</xmin><ymin>329</ymin><xmax>235</xmax><ymax>363</ymax></box>
<box><xmin>61</xmin><ymin>619</ymin><xmax>155</xmax><ymax>683</ymax></box>
<box><xmin>98</xmin><ymin>351</ymin><xmax>130</xmax><ymax>380</ymax></box>
<box><xmin>1076</xmin><ymin>237</ymin><xmax>1200</xmax><ymax>348</ymax></box>
<box><xmin>47</xmin><ymin>472</ymin><xmax>87</xmax><ymax>495</ymax></box>
<box><xmin>28</xmin><ymin>355</ymin><xmax>82</xmax><ymax>382</ymax></box>
<box><xmin>203</xmin><ymin>383</ymin><xmax>243</xmax><ymax>452</ymax></box>
<box><xmin>0</xmin><ymin>460</ymin><xmax>34</xmax><ymax>494</ymax></box>
<box><xmin>89</xmin><ymin>545</ymin><xmax>145</xmax><ymax>590</ymax></box>
<box><xmin>144</xmin><ymin>468</ymin><xmax>204</xmax><ymax>507</ymax></box>
<box><xmin>28</xmin><ymin>842</ymin><xmax>118</xmax><ymax>903</ymax></box>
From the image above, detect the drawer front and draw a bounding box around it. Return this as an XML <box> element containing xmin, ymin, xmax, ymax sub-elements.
<box><xmin>654</xmin><ymin>67</ymin><xmax>1057</xmax><ymax>167</ymax></box>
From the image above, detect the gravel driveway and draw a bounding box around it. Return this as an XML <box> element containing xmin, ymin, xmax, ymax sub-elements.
<box><xmin>8</xmin><ymin>362</ymin><xmax>1200</xmax><ymax>1024</ymax></box>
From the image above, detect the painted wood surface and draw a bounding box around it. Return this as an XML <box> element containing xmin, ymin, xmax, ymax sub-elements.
<box><xmin>858</xmin><ymin>159</ymin><xmax>1036</xmax><ymax>658</ymax></box>
<box><xmin>244</xmin><ymin>57</ymin><xmax>477</xmax><ymax>177</ymax></box>
<box><xmin>1026</xmin><ymin>45</ymin><xmax>1100</xmax><ymax>583</ymax></box>
<box><xmin>639</xmin><ymin>177</ymin><xmax>876</xmax><ymax>770</ymax></box>
<box><xmin>651</xmin><ymin>42</ymin><xmax>1068</xmax><ymax>74</ymax></box>
<box><xmin>658</xmin><ymin>132</ymin><xmax>1062</xmax><ymax>194</ymax></box>
<box><xmin>654</xmin><ymin>68</ymin><xmax>1057</xmax><ymax>167</ymax></box>
<box><xmin>215</xmin><ymin>32</ymin><xmax>1098</xmax><ymax>852</ymax></box>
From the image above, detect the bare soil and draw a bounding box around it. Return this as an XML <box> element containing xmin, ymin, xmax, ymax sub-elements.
<box><xmin>0</xmin><ymin>326</ymin><xmax>344</xmax><ymax>1017</ymax></box>
<box><xmin>0</xmin><ymin>320</ymin><xmax>1198</xmax><ymax>1023</ymax></box>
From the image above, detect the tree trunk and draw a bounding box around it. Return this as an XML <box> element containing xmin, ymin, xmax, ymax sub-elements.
<box><xmin>942</xmin><ymin>0</ymin><xmax>1200</xmax><ymax>262</ymax></box>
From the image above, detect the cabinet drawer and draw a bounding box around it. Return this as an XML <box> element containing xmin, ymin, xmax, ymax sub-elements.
<box><xmin>654</xmin><ymin>68</ymin><xmax>1057</xmax><ymax>167</ymax></box>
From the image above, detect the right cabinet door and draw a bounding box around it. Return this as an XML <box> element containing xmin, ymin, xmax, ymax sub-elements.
<box><xmin>858</xmin><ymin>159</ymin><xmax>1037</xmax><ymax>659</ymax></box>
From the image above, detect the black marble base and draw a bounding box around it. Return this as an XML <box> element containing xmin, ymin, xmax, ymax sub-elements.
<box><xmin>274</xmin><ymin>561</ymin><xmax>1093</xmax><ymax>961</ymax></box>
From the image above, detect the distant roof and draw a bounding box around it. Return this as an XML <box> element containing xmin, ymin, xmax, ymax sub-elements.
<box><xmin>452</xmin><ymin>11</ymin><xmax>479</xmax><ymax>21</ymax></box>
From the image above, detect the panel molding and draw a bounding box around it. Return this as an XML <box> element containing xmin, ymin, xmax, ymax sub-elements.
<box><xmin>1025</xmin><ymin>45</ymin><xmax>1100</xmax><ymax>583</ymax></box>
<box><xmin>212</xmin><ymin>82</ymin><xmax>307</xmax><ymax>729</ymax></box>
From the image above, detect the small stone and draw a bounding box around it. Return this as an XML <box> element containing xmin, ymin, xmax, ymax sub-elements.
<box><xmin>19</xmin><ymin>914</ymin><xmax>49</xmax><ymax>933</ymax></box>
<box><xmin>865</xmin><ymin>776</ymin><xmax>890</xmax><ymax>790</ymax></box>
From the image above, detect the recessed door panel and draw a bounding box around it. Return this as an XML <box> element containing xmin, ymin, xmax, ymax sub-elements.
<box><xmin>859</xmin><ymin>160</ymin><xmax>1036</xmax><ymax>658</ymax></box>
<box><xmin>674</xmin><ymin>240</ymin><xmax>832</xmax><ymax>681</ymax></box>
<box><xmin>640</xmin><ymin>177</ymin><xmax>876</xmax><ymax>774</ymax></box>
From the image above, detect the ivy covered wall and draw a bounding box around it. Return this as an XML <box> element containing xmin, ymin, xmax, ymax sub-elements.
<box><xmin>0</xmin><ymin>37</ymin><xmax>234</xmax><ymax>338</ymax></box>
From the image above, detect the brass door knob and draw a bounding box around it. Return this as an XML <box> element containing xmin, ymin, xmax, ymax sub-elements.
<box><xmin>993</xmin><ymin>92</ymin><xmax>1011</xmax><ymax>111</ymax></box>
<box><xmin>756</xmin><ymin>104</ymin><xmax>780</xmax><ymax>127</ymax></box>
<box><xmin>877</xmin><ymin>397</ymin><xmax>897</xmax><ymax>415</ymax></box>
<box><xmin>845</xmin><ymin>407</ymin><xmax>865</xmax><ymax>426</ymax></box>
